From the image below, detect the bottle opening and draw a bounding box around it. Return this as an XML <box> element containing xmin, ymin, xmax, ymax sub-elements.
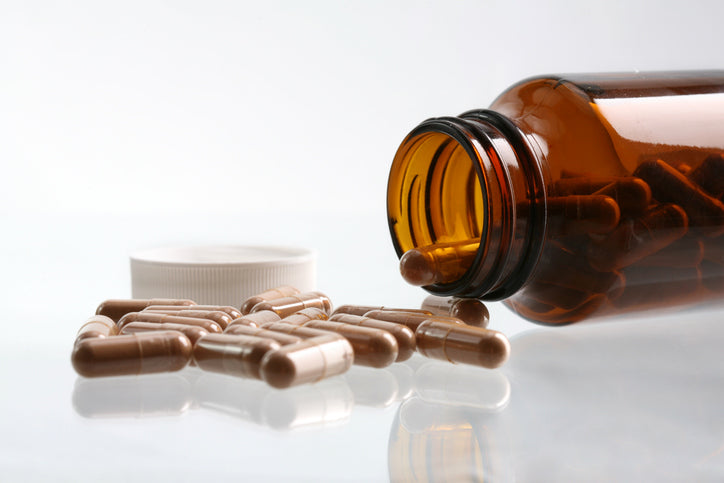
<box><xmin>387</xmin><ymin>125</ymin><xmax>487</xmax><ymax>291</ymax></box>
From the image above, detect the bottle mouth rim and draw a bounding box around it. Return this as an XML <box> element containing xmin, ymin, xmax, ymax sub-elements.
<box><xmin>387</xmin><ymin>111</ymin><xmax>547</xmax><ymax>300</ymax></box>
<box><xmin>386</xmin><ymin>117</ymin><xmax>491</xmax><ymax>296</ymax></box>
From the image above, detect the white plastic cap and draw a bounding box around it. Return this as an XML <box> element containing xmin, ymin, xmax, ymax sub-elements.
<box><xmin>130</xmin><ymin>245</ymin><xmax>316</xmax><ymax>307</ymax></box>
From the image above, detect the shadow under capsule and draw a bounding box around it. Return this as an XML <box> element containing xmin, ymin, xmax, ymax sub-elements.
<box><xmin>389</xmin><ymin>311</ymin><xmax>724</xmax><ymax>482</ymax></box>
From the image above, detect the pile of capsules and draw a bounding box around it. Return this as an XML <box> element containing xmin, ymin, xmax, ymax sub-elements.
<box><xmin>71</xmin><ymin>287</ymin><xmax>509</xmax><ymax>389</ymax></box>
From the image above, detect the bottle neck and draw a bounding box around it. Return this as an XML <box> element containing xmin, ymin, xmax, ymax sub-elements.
<box><xmin>387</xmin><ymin>109</ymin><xmax>546</xmax><ymax>300</ymax></box>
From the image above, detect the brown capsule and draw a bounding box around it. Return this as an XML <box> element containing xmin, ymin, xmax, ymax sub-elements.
<box><xmin>117</xmin><ymin>312</ymin><xmax>222</xmax><ymax>334</ymax></box>
<box><xmin>611</xmin><ymin>266</ymin><xmax>703</xmax><ymax>310</ymax></box>
<box><xmin>634</xmin><ymin>159</ymin><xmax>724</xmax><ymax>237</ymax></box>
<box><xmin>332</xmin><ymin>305</ymin><xmax>432</xmax><ymax>317</ymax></box>
<box><xmin>224</xmin><ymin>324</ymin><xmax>303</xmax><ymax>345</ymax></box>
<box><xmin>363</xmin><ymin>309</ymin><xmax>464</xmax><ymax>332</ymax></box>
<box><xmin>120</xmin><ymin>321</ymin><xmax>208</xmax><ymax>344</ymax></box>
<box><xmin>193</xmin><ymin>334</ymin><xmax>281</xmax><ymax>379</ymax></box>
<box><xmin>547</xmin><ymin>195</ymin><xmax>620</xmax><ymax>236</ymax></box>
<box><xmin>554</xmin><ymin>176</ymin><xmax>651</xmax><ymax>217</ymax></box>
<box><xmin>688</xmin><ymin>154</ymin><xmax>724</xmax><ymax>198</ymax></box>
<box><xmin>299</xmin><ymin>320</ymin><xmax>399</xmax><ymax>368</ymax></box>
<box><xmin>142</xmin><ymin>309</ymin><xmax>232</xmax><ymax>330</ymax></box>
<box><xmin>240</xmin><ymin>285</ymin><xmax>301</xmax><ymax>315</ymax></box>
<box><xmin>636</xmin><ymin>237</ymin><xmax>704</xmax><ymax>268</ymax></box>
<box><xmin>145</xmin><ymin>304</ymin><xmax>241</xmax><ymax>320</ymax></box>
<box><xmin>702</xmin><ymin>238</ymin><xmax>724</xmax><ymax>265</ymax></box>
<box><xmin>280</xmin><ymin>308</ymin><xmax>329</xmax><ymax>325</ymax></box>
<box><xmin>328</xmin><ymin>313</ymin><xmax>415</xmax><ymax>362</ymax></box>
<box><xmin>76</xmin><ymin>315</ymin><xmax>118</xmax><ymax>342</ymax></box>
<box><xmin>260</xmin><ymin>335</ymin><xmax>354</xmax><ymax>389</ymax></box>
<box><xmin>250</xmin><ymin>292</ymin><xmax>333</xmax><ymax>318</ymax></box>
<box><xmin>532</xmin><ymin>241</ymin><xmax>626</xmax><ymax>299</ymax></box>
<box><xmin>587</xmin><ymin>204</ymin><xmax>689</xmax><ymax>272</ymax></box>
<box><xmin>261</xmin><ymin>321</ymin><xmax>342</xmax><ymax>339</ymax></box>
<box><xmin>416</xmin><ymin>320</ymin><xmax>510</xmax><ymax>369</ymax></box>
<box><xmin>71</xmin><ymin>331</ymin><xmax>193</xmax><ymax>377</ymax></box>
<box><xmin>96</xmin><ymin>299</ymin><xmax>195</xmax><ymax>323</ymax></box>
<box><xmin>227</xmin><ymin>310</ymin><xmax>282</xmax><ymax>328</ymax></box>
<box><xmin>420</xmin><ymin>295</ymin><xmax>490</xmax><ymax>328</ymax></box>
<box><xmin>398</xmin><ymin>239</ymin><xmax>479</xmax><ymax>286</ymax></box>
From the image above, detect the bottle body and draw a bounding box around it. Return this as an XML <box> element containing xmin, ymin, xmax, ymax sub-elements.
<box><xmin>387</xmin><ymin>72</ymin><xmax>724</xmax><ymax>324</ymax></box>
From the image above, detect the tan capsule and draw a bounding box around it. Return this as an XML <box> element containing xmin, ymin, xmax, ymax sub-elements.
<box><xmin>420</xmin><ymin>295</ymin><xmax>490</xmax><ymax>328</ymax></box>
<box><xmin>634</xmin><ymin>159</ymin><xmax>724</xmax><ymax>236</ymax></box>
<box><xmin>260</xmin><ymin>335</ymin><xmax>354</xmax><ymax>389</ymax></box>
<box><xmin>142</xmin><ymin>309</ymin><xmax>232</xmax><ymax>330</ymax></box>
<box><xmin>280</xmin><ymin>307</ymin><xmax>329</xmax><ymax>324</ymax></box>
<box><xmin>241</xmin><ymin>285</ymin><xmax>301</xmax><ymax>315</ymax></box>
<box><xmin>193</xmin><ymin>334</ymin><xmax>281</xmax><ymax>379</ymax></box>
<box><xmin>398</xmin><ymin>239</ymin><xmax>479</xmax><ymax>286</ymax></box>
<box><xmin>547</xmin><ymin>195</ymin><xmax>620</xmax><ymax>236</ymax></box>
<box><xmin>227</xmin><ymin>310</ymin><xmax>282</xmax><ymax>328</ymax></box>
<box><xmin>251</xmin><ymin>291</ymin><xmax>333</xmax><ymax>318</ymax></box>
<box><xmin>332</xmin><ymin>305</ymin><xmax>432</xmax><ymax>317</ymax></box>
<box><xmin>141</xmin><ymin>309</ymin><xmax>232</xmax><ymax>330</ymax></box>
<box><xmin>299</xmin><ymin>320</ymin><xmax>398</xmax><ymax>368</ymax></box>
<box><xmin>416</xmin><ymin>320</ymin><xmax>510</xmax><ymax>369</ymax></box>
<box><xmin>363</xmin><ymin>309</ymin><xmax>464</xmax><ymax>332</ymax></box>
<box><xmin>224</xmin><ymin>324</ymin><xmax>303</xmax><ymax>345</ymax></box>
<box><xmin>120</xmin><ymin>321</ymin><xmax>208</xmax><ymax>344</ymax></box>
<box><xmin>588</xmin><ymin>204</ymin><xmax>689</xmax><ymax>271</ymax></box>
<box><xmin>71</xmin><ymin>331</ymin><xmax>193</xmax><ymax>377</ymax></box>
<box><xmin>117</xmin><ymin>312</ymin><xmax>222</xmax><ymax>333</ymax></box>
<box><xmin>262</xmin><ymin>321</ymin><xmax>343</xmax><ymax>339</ymax></box>
<box><xmin>76</xmin><ymin>315</ymin><xmax>118</xmax><ymax>342</ymax></box>
<box><xmin>328</xmin><ymin>313</ymin><xmax>415</xmax><ymax>362</ymax></box>
<box><xmin>96</xmin><ymin>298</ymin><xmax>195</xmax><ymax>322</ymax></box>
<box><xmin>688</xmin><ymin>154</ymin><xmax>724</xmax><ymax>198</ymax></box>
<box><xmin>145</xmin><ymin>304</ymin><xmax>241</xmax><ymax>320</ymax></box>
<box><xmin>554</xmin><ymin>176</ymin><xmax>651</xmax><ymax>217</ymax></box>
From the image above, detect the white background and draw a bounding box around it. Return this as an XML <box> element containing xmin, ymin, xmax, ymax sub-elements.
<box><xmin>2</xmin><ymin>1</ymin><xmax>724</xmax><ymax>481</ymax></box>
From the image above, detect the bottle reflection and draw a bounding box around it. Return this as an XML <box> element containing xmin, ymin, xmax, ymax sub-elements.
<box><xmin>388</xmin><ymin>312</ymin><xmax>724</xmax><ymax>482</ymax></box>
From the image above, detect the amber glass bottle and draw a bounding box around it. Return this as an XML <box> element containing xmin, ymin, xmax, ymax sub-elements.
<box><xmin>387</xmin><ymin>72</ymin><xmax>724</xmax><ymax>324</ymax></box>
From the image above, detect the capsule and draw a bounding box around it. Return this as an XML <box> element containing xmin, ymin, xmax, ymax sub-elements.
<box><xmin>142</xmin><ymin>309</ymin><xmax>232</xmax><ymax>330</ymax></box>
<box><xmin>280</xmin><ymin>308</ymin><xmax>329</xmax><ymax>325</ymax></box>
<box><xmin>554</xmin><ymin>176</ymin><xmax>651</xmax><ymax>217</ymax></box>
<box><xmin>76</xmin><ymin>315</ymin><xmax>118</xmax><ymax>342</ymax></box>
<box><xmin>299</xmin><ymin>320</ymin><xmax>398</xmax><ymax>368</ymax></box>
<box><xmin>261</xmin><ymin>321</ymin><xmax>341</xmax><ymax>339</ymax></box>
<box><xmin>241</xmin><ymin>285</ymin><xmax>301</xmax><ymax>315</ymax></box>
<box><xmin>117</xmin><ymin>312</ymin><xmax>222</xmax><ymax>333</ymax></box>
<box><xmin>260</xmin><ymin>335</ymin><xmax>354</xmax><ymax>389</ymax></box>
<box><xmin>224</xmin><ymin>324</ymin><xmax>303</xmax><ymax>345</ymax></box>
<box><xmin>415</xmin><ymin>320</ymin><xmax>510</xmax><ymax>369</ymax></box>
<box><xmin>120</xmin><ymin>321</ymin><xmax>208</xmax><ymax>344</ymax></box>
<box><xmin>547</xmin><ymin>195</ymin><xmax>620</xmax><ymax>236</ymax></box>
<box><xmin>363</xmin><ymin>309</ymin><xmax>464</xmax><ymax>332</ymax></box>
<box><xmin>398</xmin><ymin>239</ymin><xmax>479</xmax><ymax>286</ymax></box>
<box><xmin>96</xmin><ymin>298</ymin><xmax>195</xmax><ymax>322</ymax></box>
<box><xmin>420</xmin><ymin>295</ymin><xmax>489</xmax><ymax>328</ymax></box>
<box><xmin>251</xmin><ymin>292</ymin><xmax>333</xmax><ymax>318</ymax></box>
<box><xmin>193</xmin><ymin>334</ymin><xmax>281</xmax><ymax>379</ymax></box>
<box><xmin>636</xmin><ymin>237</ymin><xmax>704</xmax><ymax>268</ymax></box>
<box><xmin>688</xmin><ymin>154</ymin><xmax>724</xmax><ymax>198</ymax></box>
<box><xmin>145</xmin><ymin>304</ymin><xmax>242</xmax><ymax>321</ymax></box>
<box><xmin>328</xmin><ymin>313</ymin><xmax>415</xmax><ymax>362</ymax></box>
<box><xmin>588</xmin><ymin>204</ymin><xmax>689</xmax><ymax>272</ymax></box>
<box><xmin>227</xmin><ymin>310</ymin><xmax>282</xmax><ymax>328</ymax></box>
<box><xmin>332</xmin><ymin>305</ymin><xmax>432</xmax><ymax>317</ymax></box>
<box><xmin>71</xmin><ymin>331</ymin><xmax>193</xmax><ymax>377</ymax></box>
<box><xmin>634</xmin><ymin>159</ymin><xmax>724</xmax><ymax>236</ymax></box>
